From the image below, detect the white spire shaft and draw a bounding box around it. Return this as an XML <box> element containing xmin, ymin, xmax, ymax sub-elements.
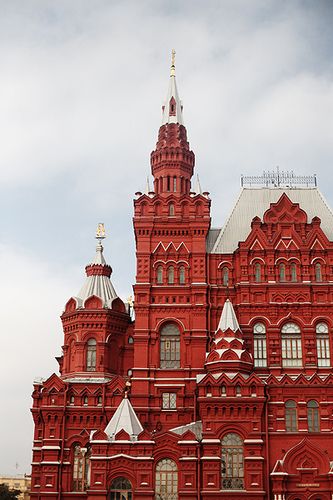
<box><xmin>161</xmin><ymin>50</ymin><xmax>184</xmax><ymax>125</ymax></box>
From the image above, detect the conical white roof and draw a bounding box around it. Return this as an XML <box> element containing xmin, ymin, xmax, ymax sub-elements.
<box><xmin>76</xmin><ymin>241</ymin><xmax>118</xmax><ymax>308</ymax></box>
<box><xmin>105</xmin><ymin>397</ymin><xmax>143</xmax><ymax>440</ymax></box>
<box><xmin>217</xmin><ymin>299</ymin><xmax>240</xmax><ymax>332</ymax></box>
<box><xmin>162</xmin><ymin>54</ymin><xmax>183</xmax><ymax>125</ymax></box>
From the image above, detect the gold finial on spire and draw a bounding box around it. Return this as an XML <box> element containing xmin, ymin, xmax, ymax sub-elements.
<box><xmin>96</xmin><ymin>222</ymin><xmax>106</xmax><ymax>241</ymax></box>
<box><xmin>170</xmin><ymin>49</ymin><xmax>176</xmax><ymax>76</ymax></box>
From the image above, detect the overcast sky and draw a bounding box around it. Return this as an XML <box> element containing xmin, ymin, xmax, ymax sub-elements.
<box><xmin>0</xmin><ymin>0</ymin><xmax>332</xmax><ymax>476</ymax></box>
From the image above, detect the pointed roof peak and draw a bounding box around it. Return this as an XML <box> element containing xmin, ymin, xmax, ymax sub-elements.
<box><xmin>104</xmin><ymin>397</ymin><xmax>144</xmax><ymax>441</ymax></box>
<box><xmin>162</xmin><ymin>49</ymin><xmax>184</xmax><ymax>126</ymax></box>
<box><xmin>92</xmin><ymin>240</ymin><xmax>106</xmax><ymax>265</ymax></box>
<box><xmin>76</xmin><ymin>224</ymin><xmax>118</xmax><ymax>308</ymax></box>
<box><xmin>196</xmin><ymin>174</ymin><xmax>202</xmax><ymax>195</ymax></box>
<box><xmin>217</xmin><ymin>299</ymin><xmax>240</xmax><ymax>332</ymax></box>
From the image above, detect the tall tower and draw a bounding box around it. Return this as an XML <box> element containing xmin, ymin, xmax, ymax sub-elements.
<box><xmin>132</xmin><ymin>52</ymin><xmax>211</xmax><ymax>431</ymax></box>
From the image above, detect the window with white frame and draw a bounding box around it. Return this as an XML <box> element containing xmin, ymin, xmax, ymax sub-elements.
<box><xmin>221</xmin><ymin>433</ymin><xmax>244</xmax><ymax>490</ymax></box>
<box><xmin>162</xmin><ymin>392</ymin><xmax>177</xmax><ymax>409</ymax></box>
<box><xmin>281</xmin><ymin>323</ymin><xmax>302</xmax><ymax>367</ymax></box>
<box><xmin>307</xmin><ymin>400</ymin><xmax>320</xmax><ymax>432</ymax></box>
<box><xmin>160</xmin><ymin>324</ymin><xmax>180</xmax><ymax>368</ymax></box>
<box><xmin>155</xmin><ymin>459</ymin><xmax>178</xmax><ymax>500</ymax></box>
<box><xmin>285</xmin><ymin>400</ymin><xmax>297</xmax><ymax>432</ymax></box>
<box><xmin>86</xmin><ymin>339</ymin><xmax>96</xmax><ymax>371</ymax></box>
<box><xmin>316</xmin><ymin>322</ymin><xmax>330</xmax><ymax>367</ymax></box>
<box><xmin>253</xmin><ymin>322</ymin><xmax>267</xmax><ymax>367</ymax></box>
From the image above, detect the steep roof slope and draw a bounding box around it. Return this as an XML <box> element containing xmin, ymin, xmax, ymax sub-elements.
<box><xmin>210</xmin><ymin>187</ymin><xmax>333</xmax><ymax>254</ymax></box>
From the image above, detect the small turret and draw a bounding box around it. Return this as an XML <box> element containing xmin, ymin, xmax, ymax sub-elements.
<box><xmin>205</xmin><ymin>299</ymin><xmax>253</xmax><ymax>375</ymax></box>
<box><xmin>74</xmin><ymin>224</ymin><xmax>118</xmax><ymax>309</ymax></box>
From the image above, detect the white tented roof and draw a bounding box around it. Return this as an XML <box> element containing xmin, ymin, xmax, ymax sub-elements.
<box><xmin>76</xmin><ymin>241</ymin><xmax>118</xmax><ymax>308</ymax></box>
<box><xmin>104</xmin><ymin>397</ymin><xmax>143</xmax><ymax>440</ymax></box>
<box><xmin>161</xmin><ymin>73</ymin><xmax>183</xmax><ymax>125</ymax></box>
<box><xmin>211</xmin><ymin>187</ymin><xmax>333</xmax><ymax>254</ymax></box>
<box><xmin>217</xmin><ymin>299</ymin><xmax>240</xmax><ymax>332</ymax></box>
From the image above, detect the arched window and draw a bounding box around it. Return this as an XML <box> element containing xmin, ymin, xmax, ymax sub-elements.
<box><xmin>168</xmin><ymin>266</ymin><xmax>174</xmax><ymax>284</ymax></box>
<box><xmin>285</xmin><ymin>400</ymin><xmax>297</xmax><ymax>432</ymax></box>
<box><xmin>86</xmin><ymin>339</ymin><xmax>96</xmax><ymax>372</ymax></box>
<box><xmin>253</xmin><ymin>323</ymin><xmax>267</xmax><ymax>367</ymax></box>
<box><xmin>155</xmin><ymin>458</ymin><xmax>178</xmax><ymax>499</ymax></box>
<box><xmin>110</xmin><ymin>477</ymin><xmax>132</xmax><ymax>500</ymax></box>
<box><xmin>221</xmin><ymin>433</ymin><xmax>244</xmax><ymax>490</ymax></box>
<box><xmin>316</xmin><ymin>322</ymin><xmax>330</xmax><ymax>367</ymax></box>
<box><xmin>160</xmin><ymin>324</ymin><xmax>180</xmax><ymax>369</ymax></box>
<box><xmin>157</xmin><ymin>265</ymin><xmax>163</xmax><ymax>285</ymax></box>
<box><xmin>279</xmin><ymin>263</ymin><xmax>286</xmax><ymax>282</ymax></box>
<box><xmin>169</xmin><ymin>203</ymin><xmax>175</xmax><ymax>216</ymax></box>
<box><xmin>281</xmin><ymin>323</ymin><xmax>302</xmax><ymax>367</ymax></box>
<box><xmin>254</xmin><ymin>262</ymin><xmax>261</xmax><ymax>283</ymax></box>
<box><xmin>222</xmin><ymin>267</ymin><xmax>229</xmax><ymax>286</ymax></box>
<box><xmin>72</xmin><ymin>445</ymin><xmax>90</xmax><ymax>491</ymax></box>
<box><xmin>235</xmin><ymin>385</ymin><xmax>241</xmax><ymax>396</ymax></box>
<box><xmin>315</xmin><ymin>262</ymin><xmax>322</xmax><ymax>282</ymax></box>
<box><xmin>307</xmin><ymin>400</ymin><xmax>319</xmax><ymax>432</ymax></box>
<box><xmin>291</xmin><ymin>263</ymin><xmax>297</xmax><ymax>282</ymax></box>
<box><xmin>179</xmin><ymin>266</ymin><xmax>185</xmax><ymax>285</ymax></box>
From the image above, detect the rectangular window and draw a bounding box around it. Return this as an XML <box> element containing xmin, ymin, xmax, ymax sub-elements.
<box><xmin>254</xmin><ymin>337</ymin><xmax>267</xmax><ymax>367</ymax></box>
<box><xmin>160</xmin><ymin>338</ymin><xmax>180</xmax><ymax>368</ymax></box>
<box><xmin>162</xmin><ymin>392</ymin><xmax>177</xmax><ymax>409</ymax></box>
<box><xmin>317</xmin><ymin>336</ymin><xmax>330</xmax><ymax>367</ymax></box>
<box><xmin>282</xmin><ymin>336</ymin><xmax>302</xmax><ymax>367</ymax></box>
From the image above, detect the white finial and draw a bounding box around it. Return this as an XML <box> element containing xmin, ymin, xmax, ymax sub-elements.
<box><xmin>145</xmin><ymin>176</ymin><xmax>151</xmax><ymax>194</ymax></box>
<box><xmin>196</xmin><ymin>174</ymin><xmax>202</xmax><ymax>195</ymax></box>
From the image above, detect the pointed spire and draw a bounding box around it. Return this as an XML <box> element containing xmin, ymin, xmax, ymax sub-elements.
<box><xmin>217</xmin><ymin>299</ymin><xmax>240</xmax><ymax>332</ymax></box>
<box><xmin>145</xmin><ymin>176</ymin><xmax>151</xmax><ymax>195</ymax></box>
<box><xmin>104</xmin><ymin>397</ymin><xmax>144</xmax><ymax>441</ymax></box>
<box><xmin>196</xmin><ymin>174</ymin><xmax>202</xmax><ymax>195</ymax></box>
<box><xmin>205</xmin><ymin>299</ymin><xmax>253</xmax><ymax>374</ymax></box>
<box><xmin>161</xmin><ymin>49</ymin><xmax>184</xmax><ymax>125</ymax></box>
<box><xmin>76</xmin><ymin>224</ymin><xmax>118</xmax><ymax>308</ymax></box>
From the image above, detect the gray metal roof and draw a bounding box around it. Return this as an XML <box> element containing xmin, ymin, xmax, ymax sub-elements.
<box><xmin>210</xmin><ymin>187</ymin><xmax>333</xmax><ymax>254</ymax></box>
<box><xmin>104</xmin><ymin>397</ymin><xmax>143</xmax><ymax>440</ymax></box>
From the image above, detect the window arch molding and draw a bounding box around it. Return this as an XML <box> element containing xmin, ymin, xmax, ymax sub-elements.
<box><xmin>109</xmin><ymin>477</ymin><xmax>133</xmax><ymax>500</ymax></box>
<box><xmin>218</xmin><ymin>262</ymin><xmax>232</xmax><ymax>287</ymax></box>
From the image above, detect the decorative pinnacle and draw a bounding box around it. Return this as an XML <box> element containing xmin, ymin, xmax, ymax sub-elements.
<box><xmin>96</xmin><ymin>222</ymin><xmax>106</xmax><ymax>242</ymax></box>
<box><xmin>170</xmin><ymin>49</ymin><xmax>176</xmax><ymax>77</ymax></box>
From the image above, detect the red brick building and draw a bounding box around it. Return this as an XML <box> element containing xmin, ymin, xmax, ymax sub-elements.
<box><xmin>31</xmin><ymin>58</ymin><xmax>333</xmax><ymax>500</ymax></box>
